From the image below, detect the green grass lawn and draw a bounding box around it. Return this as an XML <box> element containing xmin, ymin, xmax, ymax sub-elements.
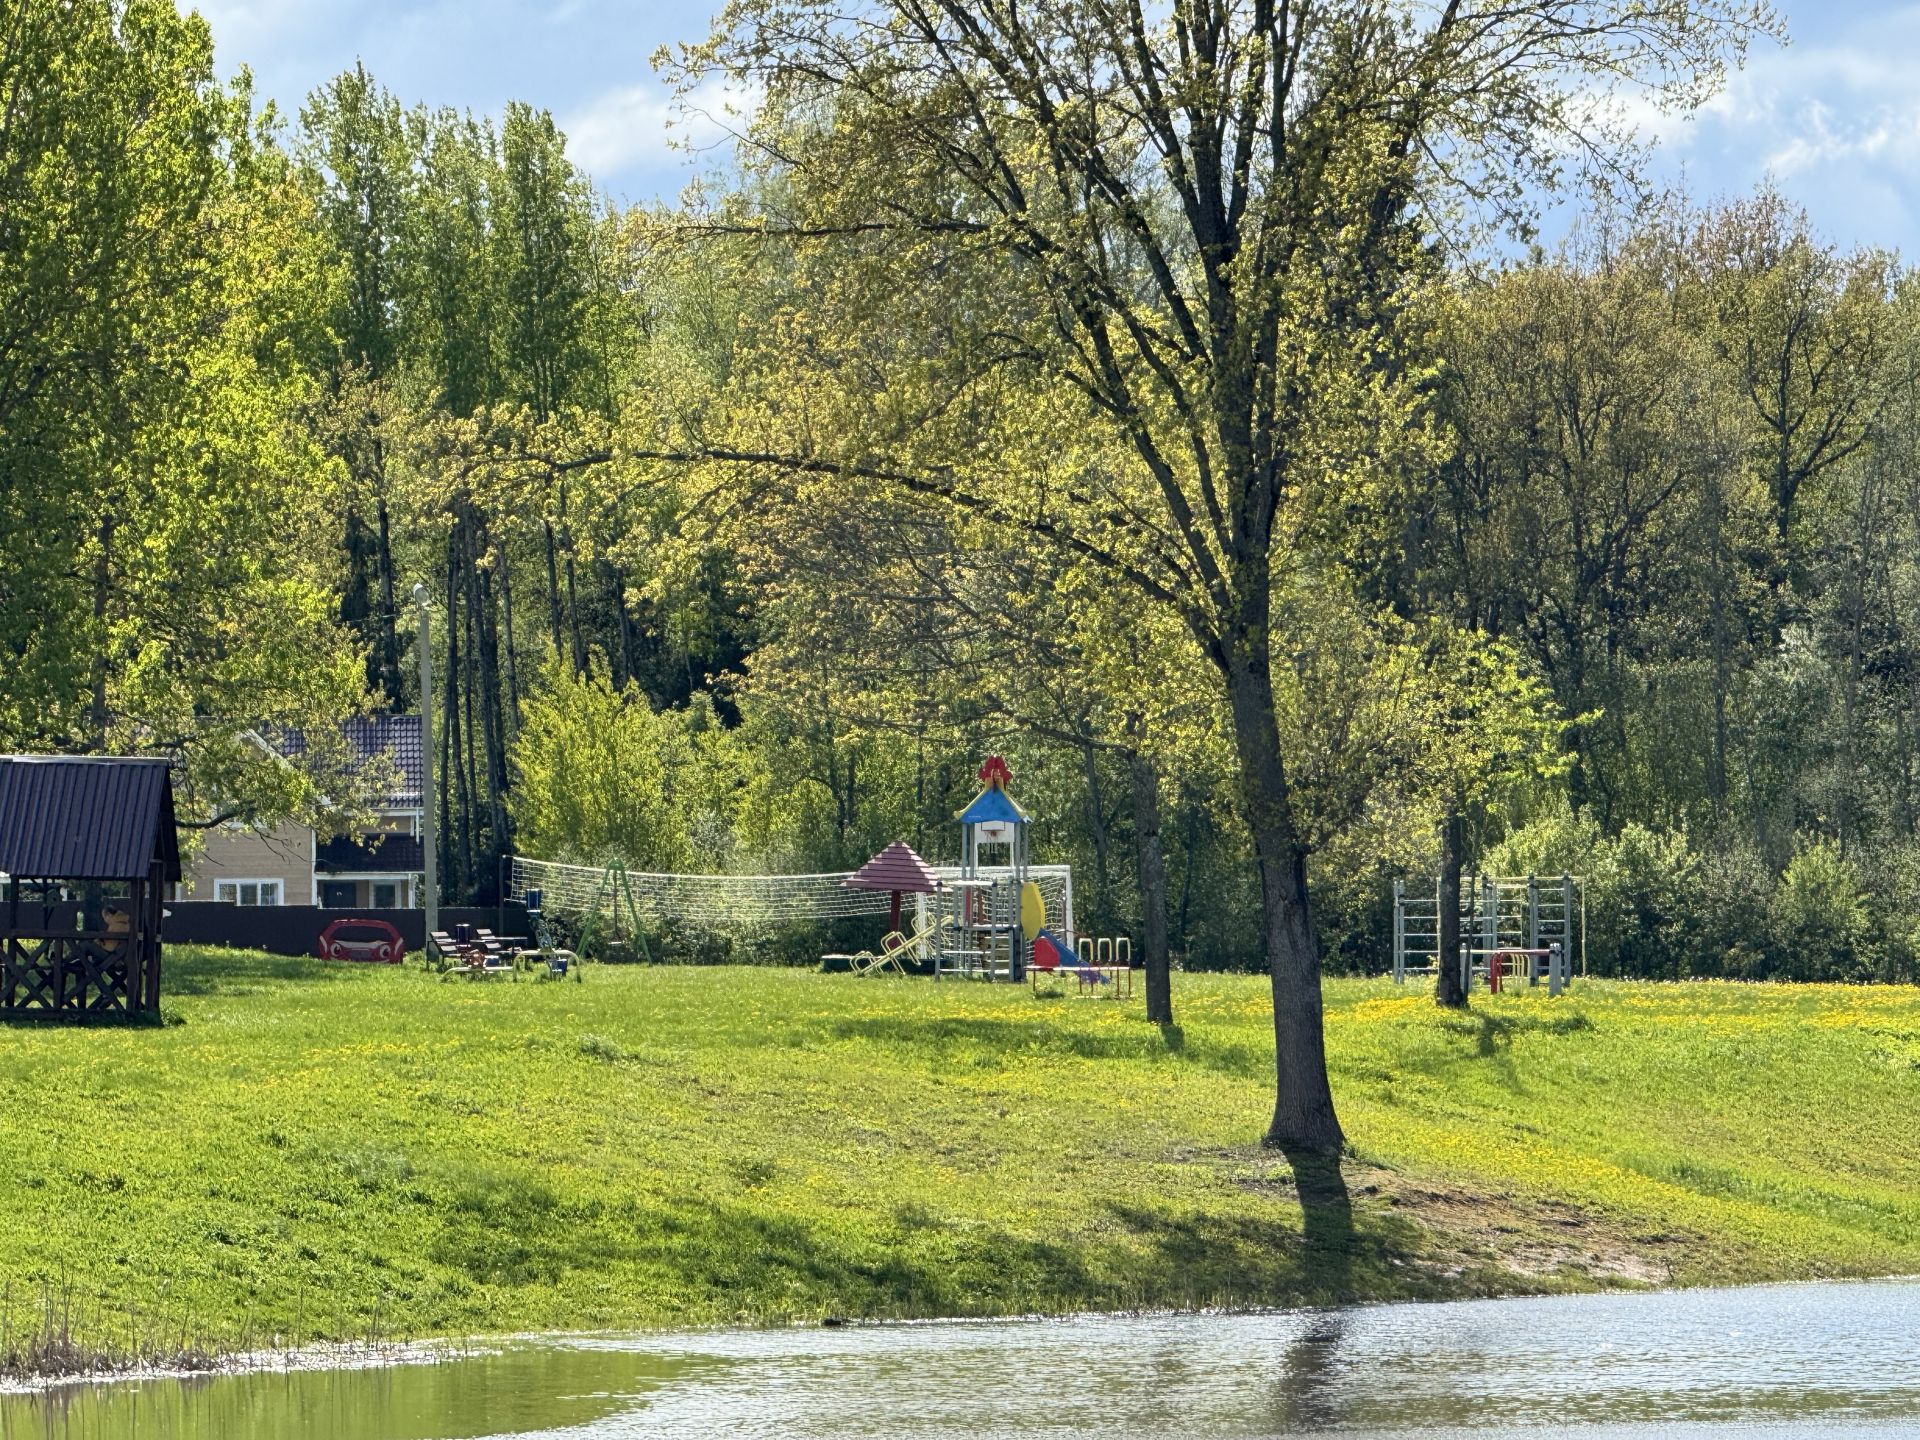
<box><xmin>4</xmin><ymin>949</ymin><xmax>1920</xmax><ymax>1363</ymax></box>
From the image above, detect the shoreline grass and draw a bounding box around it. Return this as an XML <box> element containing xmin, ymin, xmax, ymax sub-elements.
<box><xmin>3</xmin><ymin>948</ymin><xmax>1918</xmax><ymax>1376</ymax></box>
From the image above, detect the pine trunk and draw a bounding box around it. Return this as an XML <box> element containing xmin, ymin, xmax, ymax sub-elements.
<box><xmin>499</xmin><ymin>549</ymin><xmax>521</xmax><ymax>722</ymax></box>
<box><xmin>543</xmin><ymin>518</ymin><xmax>564</xmax><ymax>657</ymax></box>
<box><xmin>443</xmin><ymin>538</ymin><xmax>472</xmax><ymax>897</ymax></box>
<box><xmin>564</xmin><ymin>535</ymin><xmax>586</xmax><ymax>676</ymax></box>
<box><xmin>375</xmin><ymin>487</ymin><xmax>401</xmax><ymax>706</ymax></box>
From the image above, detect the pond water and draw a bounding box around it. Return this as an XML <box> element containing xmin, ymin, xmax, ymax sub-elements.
<box><xmin>7</xmin><ymin>1279</ymin><xmax>1920</xmax><ymax>1439</ymax></box>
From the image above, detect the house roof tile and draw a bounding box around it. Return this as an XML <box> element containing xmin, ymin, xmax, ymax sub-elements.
<box><xmin>268</xmin><ymin>716</ymin><xmax>424</xmax><ymax>809</ymax></box>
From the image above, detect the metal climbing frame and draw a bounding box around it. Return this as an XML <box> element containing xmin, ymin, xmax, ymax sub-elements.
<box><xmin>1392</xmin><ymin>874</ymin><xmax>1584</xmax><ymax>984</ymax></box>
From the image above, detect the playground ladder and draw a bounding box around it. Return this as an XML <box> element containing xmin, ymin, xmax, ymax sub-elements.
<box><xmin>1392</xmin><ymin>874</ymin><xmax>1583</xmax><ymax>986</ymax></box>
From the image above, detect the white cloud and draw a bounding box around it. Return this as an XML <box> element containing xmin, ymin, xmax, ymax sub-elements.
<box><xmin>561</xmin><ymin>75</ymin><xmax>753</xmax><ymax>186</ymax></box>
<box><xmin>1605</xmin><ymin>8</ymin><xmax>1920</xmax><ymax>253</ymax></box>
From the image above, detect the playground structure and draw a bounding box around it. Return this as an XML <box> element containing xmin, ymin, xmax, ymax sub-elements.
<box><xmin>903</xmin><ymin>755</ymin><xmax>1082</xmax><ymax>982</ymax></box>
<box><xmin>1392</xmin><ymin>874</ymin><xmax>1585</xmax><ymax>995</ymax></box>
<box><xmin>504</xmin><ymin>757</ymin><xmax>1128</xmax><ymax>988</ymax></box>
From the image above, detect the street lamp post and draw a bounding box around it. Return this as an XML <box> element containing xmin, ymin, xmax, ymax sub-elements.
<box><xmin>413</xmin><ymin>583</ymin><xmax>438</xmax><ymax>939</ymax></box>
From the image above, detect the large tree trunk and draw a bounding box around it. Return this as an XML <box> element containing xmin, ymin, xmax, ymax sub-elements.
<box><xmin>1176</xmin><ymin>797</ymin><xmax>1198</xmax><ymax>951</ymax></box>
<box><xmin>442</xmin><ymin>538</ymin><xmax>472</xmax><ymax>898</ymax></box>
<box><xmin>341</xmin><ymin>510</ymin><xmax>377</xmax><ymax>693</ymax></box>
<box><xmin>564</xmin><ymin>528</ymin><xmax>587</xmax><ymax>677</ymax></box>
<box><xmin>1435</xmin><ymin>803</ymin><xmax>1468</xmax><ymax>1009</ymax></box>
<box><xmin>460</xmin><ymin>552</ymin><xmax>482</xmax><ymax>890</ymax></box>
<box><xmin>609</xmin><ymin>562</ymin><xmax>632</xmax><ymax>690</ymax></box>
<box><xmin>1129</xmin><ymin>745</ymin><xmax>1173</xmax><ymax>1026</ymax></box>
<box><xmin>463</xmin><ymin>508</ymin><xmax>511</xmax><ymax>892</ymax></box>
<box><xmin>1706</xmin><ymin>481</ymin><xmax>1730</xmax><ymax>815</ymax></box>
<box><xmin>1223</xmin><ymin>642</ymin><xmax>1344</xmax><ymax>1155</ymax></box>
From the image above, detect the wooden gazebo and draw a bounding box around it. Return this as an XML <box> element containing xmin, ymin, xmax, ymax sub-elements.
<box><xmin>0</xmin><ymin>757</ymin><xmax>180</xmax><ymax>1018</ymax></box>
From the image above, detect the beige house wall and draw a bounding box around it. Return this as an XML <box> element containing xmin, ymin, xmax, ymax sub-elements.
<box><xmin>182</xmin><ymin>818</ymin><xmax>315</xmax><ymax>905</ymax></box>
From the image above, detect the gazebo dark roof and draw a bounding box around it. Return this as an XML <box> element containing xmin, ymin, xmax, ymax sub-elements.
<box><xmin>844</xmin><ymin>840</ymin><xmax>943</xmax><ymax>895</ymax></box>
<box><xmin>0</xmin><ymin>756</ymin><xmax>180</xmax><ymax>882</ymax></box>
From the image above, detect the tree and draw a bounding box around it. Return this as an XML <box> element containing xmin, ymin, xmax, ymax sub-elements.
<box><xmin>510</xmin><ymin>656</ymin><xmax>690</xmax><ymax>870</ymax></box>
<box><xmin>1698</xmin><ymin>194</ymin><xmax>1895</xmax><ymax>596</ymax></box>
<box><xmin>0</xmin><ymin>0</ymin><xmax>365</xmax><ymax>827</ymax></box>
<box><xmin>663</xmin><ymin>0</ymin><xmax>1775</xmax><ymax>1151</ymax></box>
<box><xmin>299</xmin><ymin>65</ymin><xmax>422</xmax><ymax>704</ymax></box>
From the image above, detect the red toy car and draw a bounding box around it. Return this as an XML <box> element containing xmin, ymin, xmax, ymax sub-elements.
<box><xmin>316</xmin><ymin>917</ymin><xmax>406</xmax><ymax>964</ymax></box>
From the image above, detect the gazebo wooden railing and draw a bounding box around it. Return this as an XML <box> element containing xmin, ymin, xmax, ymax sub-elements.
<box><xmin>0</xmin><ymin>867</ymin><xmax>167</xmax><ymax>1018</ymax></box>
<box><xmin>0</xmin><ymin>928</ymin><xmax>160</xmax><ymax>1016</ymax></box>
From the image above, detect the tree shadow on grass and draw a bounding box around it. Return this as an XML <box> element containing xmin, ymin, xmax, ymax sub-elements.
<box><xmin>420</xmin><ymin>1166</ymin><xmax>1436</xmax><ymax>1326</ymax></box>
<box><xmin>0</xmin><ymin>1009</ymin><xmax>167</xmax><ymax>1031</ymax></box>
<box><xmin>427</xmin><ymin>1187</ymin><xmax>1113</xmax><ymax>1320</ymax></box>
<box><xmin>826</xmin><ymin>1015</ymin><xmax>1268</xmax><ymax>1081</ymax></box>
<box><xmin>1282</xmin><ymin>1144</ymin><xmax>1357</xmax><ymax>1301</ymax></box>
<box><xmin>1435</xmin><ymin>1009</ymin><xmax>1594</xmax><ymax>1058</ymax></box>
<box><xmin>165</xmin><ymin>948</ymin><xmax>380</xmax><ymax>997</ymax></box>
<box><xmin>1107</xmin><ymin>1150</ymin><xmax>1440</xmax><ymax>1311</ymax></box>
<box><xmin>339</xmin><ymin>1141</ymin><xmax>1473</xmax><ymax>1344</ymax></box>
<box><xmin>1402</xmin><ymin>1008</ymin><xmax>1597</xmax><ymax>1095</ymax></box>
<box><xmin>0</xmin><ymin>948</ymin><xmax>362</xmax><ymax>1025</ymax></box>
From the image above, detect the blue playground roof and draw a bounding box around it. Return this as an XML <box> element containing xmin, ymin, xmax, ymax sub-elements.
<box><xmin>959</xmin><ymin>787</ymin><xmax>1027</xmax><ymax>825</ymax></box>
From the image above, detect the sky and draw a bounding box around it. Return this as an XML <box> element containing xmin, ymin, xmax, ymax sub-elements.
<box><xmin>193</xmin><ymin>0</ymin><xmax>1920</xmax><ymax>257</ymax></box>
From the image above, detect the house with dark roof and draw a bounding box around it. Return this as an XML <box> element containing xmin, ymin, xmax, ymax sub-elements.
<box><xmin>178</xmin><ymin>716</ymin><xmax>426</xmax><ymax>910</ymax></box>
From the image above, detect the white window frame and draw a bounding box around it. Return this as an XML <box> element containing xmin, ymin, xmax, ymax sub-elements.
<box><xmin>370</xmin><ymin>881</ymin><xmax>400</xmax><ymax>909</ymax></box>
<box><xmin>215</xmin><ymin>878</ymin><xmax>283</xmax><ymax>907</ymax></box>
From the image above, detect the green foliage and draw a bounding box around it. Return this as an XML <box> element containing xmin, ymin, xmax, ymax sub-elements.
<box><xmin>19</xmin><ymin>0</ymin><xmax>1920</xmax><ymax>1008</ymax></box>
<box><xmin>509</xmin><ymin>657</ymin><xmax>690</xmax><ymax>870</ymax></box>
<box><xmin>1483</xmin><ymin>813</ymin><xmax>1910</xmax><ymax>983</ymax></box>
<box><xmin>0</xmin><ymin>0</ymin><xmax>365</xmax><ymax>832</ymax></box>
<box><xmin>1770</xmin><ymin>840</ymin><xmax>1878</xmax><ymax>983</ymax></box>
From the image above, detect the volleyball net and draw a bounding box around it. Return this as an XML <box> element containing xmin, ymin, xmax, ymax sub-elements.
<box><xmin>506</xmin><ymin>854</ymin><xmax>1075</xmax><ymax>937</ymax></box>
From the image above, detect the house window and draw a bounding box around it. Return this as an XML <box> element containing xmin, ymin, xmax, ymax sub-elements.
<box><xmin>216</xmin><ymin>880</ymin><xmax>282</xmax><ymax>907</ymax></box>
<box><xmin>371</xmin><ymin>882</ymin><xmax>398</xmax><ymax>908</ymax></box>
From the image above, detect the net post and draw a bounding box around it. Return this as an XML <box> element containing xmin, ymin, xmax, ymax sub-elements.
<box><xmin>1527</xmin><ymin>874</ymin><xmax>1540</xmax><ymax>983</ymax></box>
<box><xmin>1392</xmin><ymin>879</ymin><xmax>1405</xmax><ymax>984</ymax></box>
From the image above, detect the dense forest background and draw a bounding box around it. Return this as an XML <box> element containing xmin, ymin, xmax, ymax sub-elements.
<box><xmin>6</xmin><ymin>0</ymin><xmax>1916</xmax><ymax>984</ymax></box>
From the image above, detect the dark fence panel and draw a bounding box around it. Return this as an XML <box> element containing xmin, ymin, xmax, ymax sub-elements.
<box><xmin>163</xmin><ymin>904</ymin><xmax>531</xmax><ymax>957</ymax></box>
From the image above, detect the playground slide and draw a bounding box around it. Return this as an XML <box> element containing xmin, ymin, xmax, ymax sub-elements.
<box><xmin>1032</xmin><ymin>928</ymin><xmax>1106</xmax><ymax>981</ymax></box>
